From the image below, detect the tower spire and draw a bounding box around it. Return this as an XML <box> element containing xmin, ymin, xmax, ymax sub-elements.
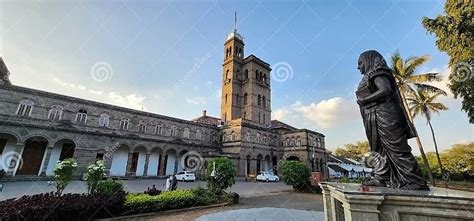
<box><xmin>234</xmin><ymin>11</ymin><xmax>237</xmax><ymax>32</ymax></box>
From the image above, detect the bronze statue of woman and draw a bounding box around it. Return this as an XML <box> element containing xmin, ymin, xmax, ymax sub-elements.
<box><xmin>356</xmin><ymin>50</ymin><xmax>429</xmax><ymax>190</ymax></box>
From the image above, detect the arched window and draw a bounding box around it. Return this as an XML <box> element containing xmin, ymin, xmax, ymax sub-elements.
<box><xmin>245</xmin><ymin>69</ymin><xmax>249</xmax><ymax>80</ymax></box>
<box><xmin>231</xmin><ymin>131</ymin><xmax>236</xmax><ymax>141</ymax></box>
<box><xmin>246</xmin><ymin>132</ymin><xmax>251</xmax><ymax>142</ymax></box>
<box><xmin>257</xmin><ymin>95</ymin><xmax>261</xmax><ymax>106</ymax></box>
<box><xmin>263</xmin><ymin>74</ymin><xmax>267</xmax><ymax>83</ymax></box>
<box><xmin>236</xmin><ymin>69</ymin><xmax>241</xmax><ymax>80</ymax></box>
<box><xmin>16</xmin><ymin>100</ymin><xmax>34</xmax><ymax>116</ymax></box>
<box><xmin>243</xmin><ymin>93</ymin><xmax>248</xmax><ymax>105</ymax></box>
<box><xmin>256</xmin><ymin>133</ymin><xmax>261</xmax><ymax>143</ymax></box>
<box><xmin>196</xmin><ymin>130</ymin><xmax>202</xmax><ymax>140</ymax></box>
<box><xmin>225</xmin><ymin>94</ymin><xmax>228</xmax><ymax>104</ymax></box>
<box><xmin>119</xmin><ymin>118</ymin><xmax>129</xmax><ymax>130</ymax></box>
<box><xmin>263</xmin><ymin>113</ymin><xmax>266</xmax><ymax>124</ymax></box>
<box><xmin>258</xmin><ymin>113</ymin><xmax>261</xmax><ymax>123</ymax></box>
<box><xmin>286</xmin><ymin>138</ymin><xmax>290</xmax><ymax>146</ymax></box>
<box><xmin>291</xmin><ymin>138</ymin><xmax>296</xmax><ymax>146</ymax></box>
<box><xmin>98</xmin><ymin>113</ymin><xmax>110</xmax><ymax>127</ymax></box>
<box><xmin>48</xmin><ymin>105</ymin><xmax>63</xmax><ymax>120</ymax></box>
<box><xmin>76</xmin><ymin>109</ymin><xmax>87</xmax><ymax>124</ymax></box>
<box><xmin>156</xmin><ymin>123</ymin><xmax>163</xmax><ymax>135</ymax></box>
<box><xmin>138</xmin><ymin>120</ymin><xmax>147</xmax><ymax>133</ymax></box>
<box><xmin>262</xmin><ymin>96</ymin><xmax>266</xmax><ymax>108</ymax></box>
<box><xmin>170</xmin><ymin>126</ymin><xmax>178</xmax><ymax>136</ymax></box>
<box><xmin>296</xmin><ymin>137</ymin><xmax>302</xmax><ymax>146</ymax></box>
<box><xmin>183</xmin><ymin>128</ymin><xmax>190</xmax><ymax>138</ymax></box>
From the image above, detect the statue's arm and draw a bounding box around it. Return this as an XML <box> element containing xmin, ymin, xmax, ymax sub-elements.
<box><xmin>359</xmin><ymin>75</ymin><xmax>392</xmax><ymax>105</ymax></box>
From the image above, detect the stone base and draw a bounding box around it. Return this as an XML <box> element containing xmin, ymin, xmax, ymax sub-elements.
<box><xmin>319</xmin><ymin>182</ymin><xmax>474</xmax><ymax>221</ymax></box>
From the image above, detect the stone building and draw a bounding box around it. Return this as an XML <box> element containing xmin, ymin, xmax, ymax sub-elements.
<box><xmin>0</xmin><ymin>24</ymin><xmax>328</xmax><ymax>179</ymax></box>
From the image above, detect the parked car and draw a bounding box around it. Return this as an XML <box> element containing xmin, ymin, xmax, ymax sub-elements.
<box><xmin>256</xmin><ymin>171</ymin><xmax>279</xmax><ymax>182</ymax></box>
<box><xmin>175</xmin><ymin>171</ymin><xmax>196</xmax><ymax>182</ymax></box>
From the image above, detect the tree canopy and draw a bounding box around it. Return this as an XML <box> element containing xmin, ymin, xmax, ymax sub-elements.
<box><xmin>416</xmin><ymin>142</ymin><xmax>473</xmax><ymax>180</ymax></box>
<box><xmin>334</xmin><ymin>141</ymin><xmax>370</xmax><ymax>161</ymax></box>
<box><xmin>422</xmin><ymin>0</ymin><xmax>474</xmax><ymax>123</ymax></box>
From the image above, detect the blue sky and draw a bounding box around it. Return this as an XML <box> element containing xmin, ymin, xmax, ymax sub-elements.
<box><xmin>1</xmin><ymin>0</ymin><xmax>472</xmax><ymax>154</ymax></box>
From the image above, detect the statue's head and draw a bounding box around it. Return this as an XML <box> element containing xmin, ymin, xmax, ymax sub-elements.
<box><xmin>358</xmin><ymin>50</ymin><xmax>388</xmax><ymax>75</ymax></box>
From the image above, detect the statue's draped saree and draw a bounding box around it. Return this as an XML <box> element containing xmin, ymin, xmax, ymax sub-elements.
<box><xmin>356</xmin><ymin>50</ymin><xmax>427</xmax><ymax>189</ymax></box>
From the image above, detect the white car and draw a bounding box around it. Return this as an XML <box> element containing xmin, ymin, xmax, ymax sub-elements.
<box><xmin>256</xmin><ymin>171</ymin><xmax>279</xmax><ymax>182</ymax></box>
<box><xmin>175</xmin><ymin>171</ymin><xmax>196</xmax><ymax>182</ymax></box>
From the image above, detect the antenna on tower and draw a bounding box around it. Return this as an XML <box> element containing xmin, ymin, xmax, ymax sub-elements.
<box><xmin>233</xmin><ymin>11</ymin><xmax>237</xmax><ymax>32</ymax></box>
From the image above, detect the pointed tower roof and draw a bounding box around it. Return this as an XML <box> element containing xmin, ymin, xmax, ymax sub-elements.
<box><xmin>226</xmin><ymin>11</ymin><xmax>243</xmax><ymax>41</ymax></box>
<box><xmin>0</xmin><ymin>57</ymin><xmax>11</xmax><ymax>85</ymax></box>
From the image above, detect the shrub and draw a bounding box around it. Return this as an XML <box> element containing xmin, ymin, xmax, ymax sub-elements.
<box><xmin>280</xmin><ymin>160</ymin><xmax>310</xmax><ymax>191</ymax></box>
<box><xmin>206</xmin><ymin>157</ymin><xmax>236</xmax><ymax>193</ymax></box>
<box><xmin>124</xmin><ymin>188</ymin><xmax>220</xmax><ymax>215</ymax></box>
<box><xmin>192</xmin><ymin>187</ymin><xmax>217</xmax><ymax>205</ymax></box>
<box><xmin>96</xmin><ymin>179</ymin><xmax>124</xmax><ymax>197</ymax></box>
<box><xmin>53</xmin><ymin>158</ymin><xmax>77</xmax><ymax>196</ymax></box>
<box><xmin>0</xmin><ymin>191</ymin><xmax>126</xmax><ymax>220</ymax></box>
<box><xmin>83</xmin><ymin>160</ymin><xmax>106</xmax><ymax>194</ymax></box>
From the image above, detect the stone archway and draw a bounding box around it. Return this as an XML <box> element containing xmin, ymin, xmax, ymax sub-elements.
<box><xmin>264</xmin><ymin>155</ymin><xmax>271</xmax><ymax>172</ymax></box>
<box><xmin>131</xmin><ymin>146</ymin><xmax>147</xmax><ymax>176</ymax></box>
<box><xmin>16</xmin><ymin>136</ymin><xmax>49</xmax><ymax>176</ymax></box>
<box><xmin>165</xmin><ymin>149</ymin><xmax>177</xmax><ymax>176</ymax></box>
<box><xmin>110</xmin><ymin>144</ymin><xmax>130</xmax><ymax>176</ymax></box>
<box><xmin>177</xmin><ymin>150</ymin><xmax>188</xmax><ymax>173</ymax></box>
<box><xmin>286</xmin><ymin>156</ymin><xmax>300</xmax><ymax>161</ymax></box>
<box><xmin>46</xmin><ymin>139</ymin><xmax>76</xmax><ymax>176</ymax></box>
<box><xmin>148</xmin><ymin>147</ymin><xmax>162</xmax><ymax>176</ymax></box>
<box><xmin>256</xmin><ymin>154</ymin><xmax>263</xmax><ymax>173</ymax></box>
<box><xmin>0</xmin><ymin>132</ymin><xmax>20</xmax><ymax>174</ymax></box>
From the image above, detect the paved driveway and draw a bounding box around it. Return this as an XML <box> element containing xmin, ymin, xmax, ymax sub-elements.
<box><xmin>0</xmin><ymin>179</ymin><xmax>292</xmax><ymax>200</ymax></box>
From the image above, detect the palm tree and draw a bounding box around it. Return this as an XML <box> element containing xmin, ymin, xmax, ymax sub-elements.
<box><xmin>391</xmin><ymin>51</ymin><xmax>447</xmax><ymax>186</ymax></box>
<box><xmin>407</xmin><ymin>89</ymin><xmax>448</xmax><ymax>184</ymax></box>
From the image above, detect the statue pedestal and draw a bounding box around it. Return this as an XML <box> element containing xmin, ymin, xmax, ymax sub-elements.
<box><xmin>319</xmin><ymin>182</ymin><xmax>474</xmax><ymax>221</ymax></box>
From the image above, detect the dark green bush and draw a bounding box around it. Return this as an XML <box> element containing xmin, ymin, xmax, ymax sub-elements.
<box><xmin>0</xmin><ymin>191</ymin><xmax>126</xmax><ymax>220</ymax></box>
<box><xmin>206</xmin><ymin>157</ymin><xmax>236</xmax><ymax>193</ymax></box>
<box><xmin>280</xmin><ymin>160</ymin><xmax>311</xmax><ymax>191</ymax></box>
<box><xmin>96</xmin><ymin>179</ymin><xmax>124</xmax><ymax>197</ymax></box>
<box><xmin>124</xmin><ymin>188</ymin><xmax>221</xmax><ymax>215</ymax></box>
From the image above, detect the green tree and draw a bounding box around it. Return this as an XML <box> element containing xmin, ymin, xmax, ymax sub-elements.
<box><xmin>280</xmin><ymin>160</ymin><xmax>310</xmax><ymax>191</ymax></box>
<box><xmin>391</xmin><ymin>52</ymin><xmax>446</xmax><ymax>186</ymax></box>
<box><xmin>53</xmin><ymin>158</ymin><xmax>77</xmax><ymax>196</ymax></box>
<box><xmin>334</xmin><ymin>141</ymin><xmax>369</xmax><ymax>161</ymax></box>
<box><xmin>83</xmin><ymin>160</ymin><xmax>106</xmax><ymax>194</ymax></box>
<box><xmin>206</xmin><ymin>157</ymin><xmax>236</xmax><ymax>193</ymax></box>
<box><xmin>422</xmin><ymin>0</ymin><xmax>474</xmax><ymax>123</ymax></box>
<box><xmin>407</xmin><ymin>89</ymin><xmax>448</xmax><ymax>180</ymax></box>
<box><xmin>442</xmin><ymin>142</ymin><xmax>473</xmax><ymax>179</ymax></box>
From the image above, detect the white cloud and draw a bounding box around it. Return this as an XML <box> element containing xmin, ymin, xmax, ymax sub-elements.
<box><xmin>186</xmin><ymin>96</ymin><xmax>207</xmax><ymax>105</ymax></box>
<box><xmin>52</xmin><ymin>77</ymin><xmax>147</xmax><ymax>110</ymax></box>
<box><xmin>273</xmin><ymin>97</ymin><xmax>359</xmax><ymax>129</ymax></box>
<box><xmin>272</xmin><ymin>108</ymin><xmax>291</xmax><ymax>120</ymax></box>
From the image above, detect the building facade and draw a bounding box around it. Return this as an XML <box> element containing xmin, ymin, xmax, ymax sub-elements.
<box><xmin>0</xmin><ymin>25</ymin><xmax>328</xmax><ymax>179</ymax></box>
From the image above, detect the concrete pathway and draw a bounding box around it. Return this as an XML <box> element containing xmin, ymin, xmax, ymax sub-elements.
<box><xmin>0</xmin><ymin>179</ymin><xmax>292</xmax><ymax>200</ymax></box>
<box><xmin>196</xmin><ymin>207</ymin><xmax>324</xmax><ymax>221</ymax></box>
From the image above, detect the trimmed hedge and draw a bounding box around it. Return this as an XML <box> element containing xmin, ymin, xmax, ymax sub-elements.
<box><xmin>124</xmin><ymin>188</ymin><xmax>221</xmax><ymax>215</ymax></box>
<box><xmin>0</xmin><ymin>191</ymin><xmax>126</xmax><ymax>220</ymax></box>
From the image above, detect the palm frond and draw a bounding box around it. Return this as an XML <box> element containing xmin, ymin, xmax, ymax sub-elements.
<box><xmin>415</xmin><ymin>84</ymin><xmax>447</xmax><ymax>96</ymax></box>
<box><xmin>405</xmin><ymin>55</ymin><xmax>430</xmax><ymax>75</ymax></box>
<box><xmin>408</xmin><ymin>73</ymin><xmax>443</xmax><ymax>83</ymax></box>
<box><xmin>429</xmin><ymin>103</ymin><xmax>448</xmax><ymax>111</ymax></box>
